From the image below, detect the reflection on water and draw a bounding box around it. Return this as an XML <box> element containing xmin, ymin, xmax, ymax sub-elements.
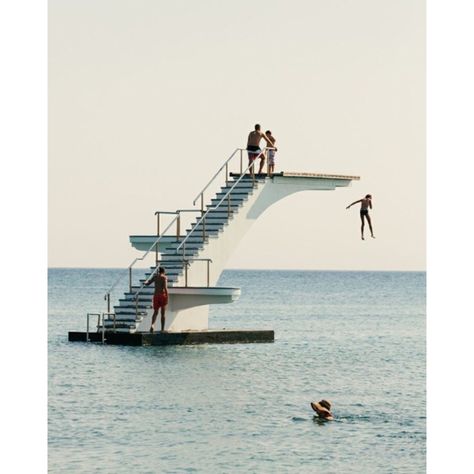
<box><xmin>49</xmin><ymin>269</ymin><xmax>425</xmax><ymax>473</ymax></box>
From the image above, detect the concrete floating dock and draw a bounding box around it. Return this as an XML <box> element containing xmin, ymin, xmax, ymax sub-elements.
<box><xmin>68</xmin><ymin>329</ymin><xmax>274</xmax><ymax>346</ymax></box>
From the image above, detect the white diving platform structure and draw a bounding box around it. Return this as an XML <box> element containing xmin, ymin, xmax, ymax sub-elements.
<box><xmin>70</xmin><ymin>148</ymin><xmax>359</xmax><ymax>345</ymax></box>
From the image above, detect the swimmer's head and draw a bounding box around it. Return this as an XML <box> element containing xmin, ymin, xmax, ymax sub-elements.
<box><xmin>318</xmin><ymin>399</ymin><xmax>331</xmax><ymax>411</ymax></box>
<box><xmin>365</xmin><ymin>194</ymin><xmax>372</xmax><ymax>199</ymax></box>
<box><xmin>254</xmin><ymin>124</ymin><xmax>261</xmax><ymax>131</ymax></box>
<box><xmin>158</xmin><ymin>266</ymin><xmax>165</xmax><ymax>274</ymax></box>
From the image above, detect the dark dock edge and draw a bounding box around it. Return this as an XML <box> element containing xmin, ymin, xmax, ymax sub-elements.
<box><xmin>68</xmin><ymin>329</ymin><xmax>274</xmax><ymax>346</ymax></box>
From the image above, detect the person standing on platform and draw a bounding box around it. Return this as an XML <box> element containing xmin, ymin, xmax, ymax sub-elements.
<box><xmin>246</xmin><ymin>124</ymin><xmax>273</xmax><ymax>175</ymax></box>
<box><xmin>265</xmin><ymin>130</ymin><xmax>277</xmax><ymax>176</ymax></box>
<box><xmin>145</xmin><ymin>266</ymin><xmax>168</xmax><ymax>333</ymax></box>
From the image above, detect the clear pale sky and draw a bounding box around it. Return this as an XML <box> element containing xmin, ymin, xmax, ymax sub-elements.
<box><xmin>49</xmin><ymin>0</ymin><xmax>425</xmax><ymax>270</ymax></box>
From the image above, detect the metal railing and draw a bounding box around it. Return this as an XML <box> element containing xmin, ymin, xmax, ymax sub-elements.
<box><xmin>183</xmin><ymin>258</ymin><xmax>213</xmax><ymax>287</ymax></box>
<box><xmin>92</xmin><ymin>145</ymin><xmax>275</xmax><ymax>337</ymax></box>
<box><xmin>174</xmin><ymin>154</ymin><xmax>267</xmax><ymax>259</ymax></box>
<box><xmin>192</xmin><ymin>148</ymin><xmax>244</xmax><ymax>211</ymax></box>
<box><xmin>86</xmin><ymin>313</ymin><xmax>101</xmax><ymax>342</ymax></box>
<box><xmin>131</xmin><ymin>257</ymin><xmax>213</xmax><ymax>319</ymax></box>
<box><xmin>104</xmin><ymin>213</ymin><xmax>180</xmax><ymax>310</ymax></box>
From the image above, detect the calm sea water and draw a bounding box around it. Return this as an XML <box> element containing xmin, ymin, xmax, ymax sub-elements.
<box><xmin>49</xmin><ymin>269</ymin><xmax>425</xmax><ymax>473</ymax></box>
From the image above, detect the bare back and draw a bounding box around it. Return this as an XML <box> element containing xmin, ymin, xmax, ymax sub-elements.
<box><xmin>152</xmin><ymin>274</ymin><xmax>167</xmax><ymax>294</ymax></box>
<box><xmin>247</xmin><ymin>130</ymin><xmax>264</xmax><ymax>147</ymax></box>
<box><xmin>360</xmin><ymin>197</ymin><xmax>372</xmax><ymax>210</ymax></box>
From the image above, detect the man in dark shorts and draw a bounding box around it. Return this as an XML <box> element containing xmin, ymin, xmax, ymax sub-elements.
<box><xmin>144</xmin><ymin>266</ymin><xmax>168</xmax><ymax>332</ymax></box>
<box><xmin>346</xmin><ymin>194</ymin><xmax>375</xmax><ymax>240</ymax></box>
<box><xmin>246</xmin><ymin>124</ymin><xmax>273</xmax><ymax>175</ymax></box>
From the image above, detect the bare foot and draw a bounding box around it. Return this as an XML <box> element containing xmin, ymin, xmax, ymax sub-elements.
<box><xmin>149</xmin><ymin>326</ymin><xmax>154</xmax><ymax>333</ymax></box>
<box><xmin>371</xmin><ymin>235</ymin><xmax>376</xmax><ymax>239</ymax></box>
<box><xmin>361</xmin><ymin>236</ymin><xmax>365</xmax><ymax>240</ymax></box>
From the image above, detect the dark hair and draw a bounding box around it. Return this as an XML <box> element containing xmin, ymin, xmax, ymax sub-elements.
<box><xmin>158</xmin><ymin>266</ymin><xmax>165</xmax><ymax>274</ymax></box>
<box><xmin>365</xmin><ymin>194</ymin><xmax>372</xmax><ymax>199</ymax></box>
<box><xmin>265</xmin><ymin>130</ymin><xmax>271</xmax><ymax>135</ymax></box>
<box><xmin>319</xmin><ymin>400</ymin><xmax>331</xmax><ymax>410</ymax></box>
<box><xmin>254</xmin><ymin>124</ymin><xmax>261</xmax><ymax>130</ymax></box>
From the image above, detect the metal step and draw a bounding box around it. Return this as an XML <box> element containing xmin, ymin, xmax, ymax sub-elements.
<box><xmin>214</xmin><ymin>191</ymin><xmax>250</xmax><ymax>199</ymax></box>
<box><xmin>187</xmin><ymin>223</ymin><xmax>225</xmax><ymax>233</ymax></box>
<box><xmin>207</xmin><ymin>202</ymin><xmax>242</xmax><ymax>210</ymax></box>
<box><xmin>149</xmin><ymin>262</ymin><xmax>186</xmax><ymax>269</ymax></box>
<box><xmin>220</xmin><ymin>180</ymin><xmax>256</xmax><ymax>189</ymax></box>
<box><xmin>209</xmin><ymin>197</ymin><xmax>245</xmax><ymax>205</ymax></box>
<box><xmin>229</xmin><ymin>173</ymin><xmax>268</xmax><ymax>181</ymax></box>
<box><xmin>112</xmin><ymin>309</ymin><xmax>147</xmax><ymax>318</ymax></box>
<box><xmin>205</xmin><ymin>209</ymin><xmax>236</xmax><ymax>217</ymax></box>
<box><xmin>117</xmin><ymin>299</ymin><xmax>150</xmax><ymax>308</ymax></box>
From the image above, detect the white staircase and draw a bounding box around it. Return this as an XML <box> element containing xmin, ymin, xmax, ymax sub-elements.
<box><xmin>105</xmin><ymin>174</ymin><xmax>266</xmax><ymax>333</ymax></box>
<box><xmin>92</xmin><ymin>147</ymin><xmax>359</xmax><ymax>335</ymax></box>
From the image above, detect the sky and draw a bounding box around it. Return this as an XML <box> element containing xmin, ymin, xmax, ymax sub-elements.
<box><xmin>4</xmin><ymin>2</ymin><xmax>474</xmax><ymax>470</ymax></box>
<box><xmin>49</xmin><ymin>0</ymin><xmax>425</xmax><ymax>270</ymax></box>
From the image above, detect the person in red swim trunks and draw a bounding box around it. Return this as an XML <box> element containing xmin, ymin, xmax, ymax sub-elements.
<box><xmin>144</xmin><ymin>266</ymin><xmax>168</xmax><ymax>333</ymax></box>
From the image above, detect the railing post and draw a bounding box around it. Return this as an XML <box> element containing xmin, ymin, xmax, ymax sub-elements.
<box><xmin>106</xmin><ymin>293</ymin><xmax>110</xmax><ymax>314</ymax></box>
<box><xmin>200</xmin><ymin>194</ymin><xmax>204</xmax><ymax>214</ymax></box>
<box><xmin>207</xmin><ymin>260</ymin><xmax>210</xmax><ymax>287</ymax></box>
<box><xmin>101</xmin><ymin>313</ymin><xmax>105</xmax><ymax>344</ymax></box>
<box><xmin>156</xmin><ymin>212</ymin><xmax>160</xmax><ymax>237</ymax></box>
<box><xmin>86</xmin><ymin>314</ymin><xmax>90</xmax><ymax>342</ymax></box>
<box><xmin>177</xmin><ymin>212</ymin><xmax>181</xmax><ymax>241</ymax></box>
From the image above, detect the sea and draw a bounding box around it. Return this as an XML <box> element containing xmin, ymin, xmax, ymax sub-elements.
<box><xmin>48</xmin><ymin>269</ymin><xmax>426</xmax><ymax>473</ymax></box>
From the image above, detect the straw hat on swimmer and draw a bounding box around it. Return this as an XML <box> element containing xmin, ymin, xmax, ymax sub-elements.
<box><xmin>311</xmin><ymin>399</ymin><xmax>334</xmax><ymax>420</ymax></box>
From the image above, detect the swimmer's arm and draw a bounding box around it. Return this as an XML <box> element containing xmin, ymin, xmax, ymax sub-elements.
<box><xmin>369</xmin><ymin>200</ymin><xmax>373</xmax><ymax>209</ymax></box>
<box><xmin>346</xmin><ymin>199</ymin><xmax>362</xmax><ymax>209</ymax></box>
<box><xmin>163</xmin><ymin>276</ymin><xmax>168</xmax><ymax>294</ymax></box>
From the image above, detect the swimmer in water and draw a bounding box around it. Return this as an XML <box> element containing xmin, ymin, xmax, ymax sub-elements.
<box><xmin>311</xmin><ymin>399</ymin><xmax>334</xmax><ymax>420</ymax></box>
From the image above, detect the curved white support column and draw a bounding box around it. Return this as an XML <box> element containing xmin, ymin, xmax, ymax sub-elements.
<box><xmin>132</xmin><ymin>173</ymin><xmax>358</xmax><ymax>332</ymax></box>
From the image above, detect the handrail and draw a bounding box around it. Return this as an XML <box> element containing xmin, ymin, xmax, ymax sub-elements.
<box><xmin>154</xmin><ymin>210</ymin><xmax>179</xmax><ymax>240</ymax></box>
<box><xmin>192</xmin><ymin>148</ymin><xmax>242</xmax><ymax>206</ymax></box>
<box><xmin>176</xmin><ymin>209</ymin><xmax>202</xmax><ymax>242</ymax></box>
<box><xmin>175</xmin><ymin>152</ymin><xmax>267</xmax><ymax>256</ymax></box>
<box><xmin>104</xmin><ymin>214</ymin><xmax>180</xmax><ymax>299</ymax></box>
<box><xmin>130</xmin><ymin>145</ymin><xmax>267</xmax><ymax>314</ymax></box>
<box><xmin>183</xmin><ymin>258</ymin><xmax>213</xmax><ymax>287</ymax></box>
